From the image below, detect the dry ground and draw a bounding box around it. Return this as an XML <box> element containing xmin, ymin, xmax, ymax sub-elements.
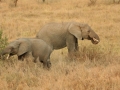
<box><xmin>0</xmin><ymin>0</ymin><xmax>120</xmax><ymax>90</ymax></box>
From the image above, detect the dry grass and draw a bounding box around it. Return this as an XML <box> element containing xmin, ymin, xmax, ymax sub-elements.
<box><xmin>0</xmin><ymin>0</ymin><xmax>120</xmax><ymax>90</ymax></box>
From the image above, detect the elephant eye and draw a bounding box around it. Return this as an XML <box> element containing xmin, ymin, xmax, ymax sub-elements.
<box><xmin>11</xmin><ymin>47</ymin><xmax>14</xmax><ymax>50</ymax></box>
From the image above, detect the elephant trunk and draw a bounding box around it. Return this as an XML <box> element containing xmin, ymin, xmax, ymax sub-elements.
<box><xmin>0</xmin><ymin>49</ymin><xmax>12</xmax><ymax>59</ymax></box>
<box><xmin>0</xmin><ymin>51</ymin><xmax>6</xmax><ymax>59</ymax></box>
<box><xmin>1</xmin><ymin>49</ymin><xmax>11</xmax><ymax>55</ymax></box>
<box><xmin>89</xmin><ymin>30</ymin><xmax>100</xmax><ymax>44</ymax></box>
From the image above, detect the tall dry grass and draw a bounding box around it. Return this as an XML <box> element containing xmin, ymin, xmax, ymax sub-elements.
<box><xmin>0</xmin><ymin>0</ymin><xmax>120</xmax><ymax>90</ymax></box>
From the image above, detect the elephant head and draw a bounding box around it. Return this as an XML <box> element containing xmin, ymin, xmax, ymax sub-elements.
<box><xmin>69</xmin><ymin>23</ymin><xmax>100</xmax><ymax>44</ymax></box>
<box><xmin>1</xmin><ymin>39</ymin><xmax>31</xmax><ymax>59</ymax></box>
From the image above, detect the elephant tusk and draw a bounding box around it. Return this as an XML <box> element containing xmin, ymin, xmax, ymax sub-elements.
<box><xmin>6</xmin><ymin>54</ymin><xmax>10</xmax><ymax>59</ymax></box>
<box><xmin>93</xmin><ymin>38</ymin><xmax>99</xmax><ymax>42</ymax></box>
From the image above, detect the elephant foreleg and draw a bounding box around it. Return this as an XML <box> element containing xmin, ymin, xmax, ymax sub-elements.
<box><xmin>39</xmin><ymin>58</ymin><xmax>51</xmax><ymax>69</ymax></box>
<box><xmin>18</xmin><ymin>53</ymin><xmax>27</xmax><ymax>61</ymax></box>
<box><xmin>66</xmin><ymin>42</ymin><xmax>76</xmax><ymax>59</ymax></box>
<box><xmin>66</xmin><ymin>37</ymin><xmax>77</xmax><ymax>53</ymax></box>
<box><xmin>66</xmin><ymin>36</ymin><xmax>79</xmax><ymax>59</ymax></box>
<box><xmin>18</xmin><ymin>55</ymin><xmax>24</xmax><ymax>61</ymax></box>
<box><xmin>75</xmin><ymin>38</ymin><xmax>79</xmax><ymax>51</ymax></box>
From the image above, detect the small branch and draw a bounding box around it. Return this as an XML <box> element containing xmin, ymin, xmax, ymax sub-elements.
<box><xmin>14</xmin><ymin>0</ymin><xmax>18</xmax><ymax>7</ymax></box>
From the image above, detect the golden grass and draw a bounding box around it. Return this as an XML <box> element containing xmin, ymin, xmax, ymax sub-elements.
<box><xmin>0</xmin><ymin>0</ymin><xmax>120</xmax><ymax>90</ymax></box>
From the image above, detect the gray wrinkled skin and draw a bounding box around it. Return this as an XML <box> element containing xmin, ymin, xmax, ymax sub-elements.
<box><xmin>1</xmin><ymin>38</ymin><xmax>53</xmax><ymax>69</ymax></box>
<box><xmin>36</xmin><ymin>22</ymin><xmax>100</xmax><ymax>55</ymax></box>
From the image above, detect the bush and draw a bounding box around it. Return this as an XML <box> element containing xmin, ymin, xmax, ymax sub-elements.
<box><xmin>88</xmin><ymin>0</ymin><xmax>97</xmax><ymax>6</ymax></box>
<box><xmin>0</xmin><ymin>30</ymin><xmax>8</xmax><ymax>54</ymax></box>
<box><xmin>113</xmin><ymin>0</ymin><xmax>120</xmax><ymax>4</ymax></box>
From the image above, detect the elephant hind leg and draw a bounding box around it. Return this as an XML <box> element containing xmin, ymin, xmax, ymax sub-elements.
<box><xmin>43</xmin><ymin>61</ymin><xmax>51</xmax><ymax>70</ymax></box>
<box><xmin>46</xmin><ymin>60</ymin><xmax>51</xmax><ymax>68</ymax></box>
<box><xmin>33</xmin><ymin>57</ymin><xmax>38</xmax><ymax>63</ymax></box>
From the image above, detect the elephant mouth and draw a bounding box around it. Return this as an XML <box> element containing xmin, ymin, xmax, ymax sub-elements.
<box><xmin>91</xmin><ymin>37</ymin><xmax>99</xmax><ymax>44</ymax></box>
<box><xmin>88</xmin><ymin>36</ymin><xmax>99</xmax><ymax>44</ymax></box>
<box><xmin>82</xmin><ymin>37</ymin><xmax>84</xmax><ymax>40</ymax></box>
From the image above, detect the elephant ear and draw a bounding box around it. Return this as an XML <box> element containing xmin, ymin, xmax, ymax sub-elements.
<box><xmin>68</xmin><ymin>23</ymin><xmax>82</xmax><ymax>40</ymax></box>
<box><xmin>79</xmin><ymin>23</ymin><xmax>91</xmax><ymax>32</ymax></box>
<box><xmin>17</xmin><ymin>40</ymin><xmax>30</xmax><ymax>56</ymax></box>
<box><xmin>79</xmin><ymin>23</ymin><xmax>88</xmax><ymax>28</ymax></box>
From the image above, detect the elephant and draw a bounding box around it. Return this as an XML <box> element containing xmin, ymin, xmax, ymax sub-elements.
<box><xmin>0</xmin><ymin>38</ymin><xmax>53</xmax><ymax>69</ymax></box>
<box><xmin>36</xmin><ymin>22</ymin><xmax>100</xmax><ymax>56</ymax></box>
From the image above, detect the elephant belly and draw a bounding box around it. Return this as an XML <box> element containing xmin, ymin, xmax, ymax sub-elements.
<box><xmin>37</xmin><ymin>34</ymin><xmax>67</xmax><ymax>50</ymax></box>
<box><xmin>49</xmin><ymin>37</ymin><xmax>67</xmax><ymax>49</ymax></box>
<box><xmin>53</xmin><ymin>41</ymin><xmax>66</xmax><ymax>49</ymax></box>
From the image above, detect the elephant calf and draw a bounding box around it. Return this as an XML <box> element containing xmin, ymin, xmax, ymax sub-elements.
<box><xmin>0</xmin><ymin>38</ymin><xmax>53</xmax><ymax>69</ymax></box>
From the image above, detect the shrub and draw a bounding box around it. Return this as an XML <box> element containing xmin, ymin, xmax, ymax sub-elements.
<box><xmin>0</xmin><ymin>30</ymin><xmax>8</xmax><ymax>54</ymax></box>
<box><xmin>113</xmin><ymin>0</ymin><xmax>120</xmax><ymax>4</ymax></box>
<box><xmin>88</xmin><ymin>0</ymin><xmax>97</xmax><ymax>6</ymax></box>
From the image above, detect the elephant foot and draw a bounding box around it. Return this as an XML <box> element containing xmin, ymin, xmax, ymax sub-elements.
<box><xmin>47</xmin><ymin>61</ymin><xmax>51</xmax><ymax>68</ymax></box>
<box><xmin>40</xmin><ymin>59</ymin><xmax>51</xmax><ymax>70</ymax></box>
<box><xmin>43</xmin><ymin>61</ymin><xmax>51</xmax><ymax>70</ymax></box>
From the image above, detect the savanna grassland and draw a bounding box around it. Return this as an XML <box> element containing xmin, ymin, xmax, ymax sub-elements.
<box><xmin>0</xmin><ymin>0</ymin><xmax>120</xmax><ymax>90</ymax></box>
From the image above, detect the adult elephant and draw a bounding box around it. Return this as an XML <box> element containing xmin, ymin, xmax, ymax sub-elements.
<box><xmin>36</xmin><ymin>22</ymin><xmax>100</xmax><ymax>56</ymax></box>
